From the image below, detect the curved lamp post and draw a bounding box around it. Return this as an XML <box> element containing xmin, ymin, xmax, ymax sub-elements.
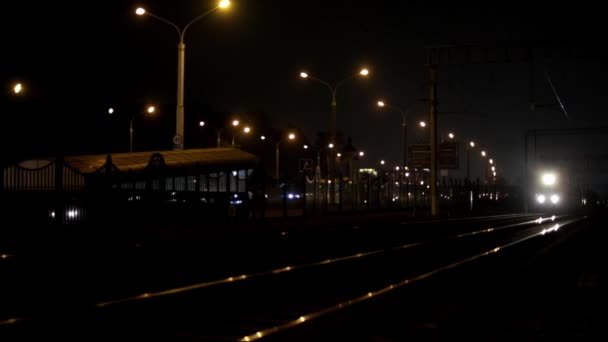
<box><xmin>135</xmin><ymin>1</ymin><xmax>230</xmax><ymax>150</ymax></box>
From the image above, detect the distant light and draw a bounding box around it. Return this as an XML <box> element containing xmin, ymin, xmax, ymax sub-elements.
<box><xmin>469</xmin><ymin>141</ymin><xmax>475</xmax><ymax>147</ymax></box>
<box><xmin>405</xmin><ymin>172</ymin><xmax>410</xmax><ymax>177</ymax></box>
<box><xmin>232</xmin><ymin>171</ymin><xmax>237</xmax><ymax>176</ymax></box>
<box><xmin>380</xmin><ymin>160</ymin><xmax>385</xmax><ymax>165</ymax></box>
<box><xmin>420</xmin><ymin>180</ymin><xmax>424</xmax><ymax>185</ymax></box>
<box><xmin>489</xmin><ymin>159</ymin><xmax>494</xmax><ymax>164</ymax></box>
<box><xmin>542</xmin><ymin>173</ymin><xmax>556</xmax><ymax>186</ymax></box>
<box><xmin>233</xmin><ymin>193</ymin><xmax>238</xmax><ymax>198</ymax></box>
<box><xmin>299</xmin><ymin>72</ymin><xmax>308</xmax><ymax>79</ymax></box>
<box><xmin>448</xmin><ymin>133</ymin><xmax>455</xmax><ymax>139</ymax></box>
<box><xmin>199</xmin><ymin>121</ymin><xmax>205</xmax><ymax>127</ymax></box>
<box><xmin>359</xmin><ymin>68</ymin><xmax>369</xmax><ymax>76</ymax></box>
<box><xmin>135</xmin><ymin>7</ymin><xmax>146</xmax><ymax>15</ymax></box>
<box><xmin>537</xmin><ymin>194</ymin><xmax>546</xmax><ymax>204</ymax></box>
<box><xmin>67</xmin><ymin>210</ymin><xmax>78</xmax><ymax>218</ymax></box>
<box><xmin>146</xmin><ymin>106</ymin><xmax>155</xmax><ymax>114</ymax></box>
<box><xmin>551</xmin><ymin>215</ymin><xmax>556</xmax><ymax>221</ymax></box>
<box><xmin>550</xmin><ymin>194</ymin><xmax>560</xmax><ymax>204</ymax></box>
<box><xmin>493</xmin><ymin>171</ymin><xmax>497</xmax><ymax>177</ymax></box>
<box><xmin>232</xmin><ymin>120</ymin><xmax>239</xmax><ymax>126</ymax></box>
<box><xmin>359</xmin><ymin>151</ymin><xmax>365</xmax><ymax>157</ymax></box>
<box><xmin>419</xmin><ymin>121</ymin><xmax>426</xmax><ymax>128</ymax></box>
<box><xmin>260</xmin><ymin>135</ymin><xmax>266</xmax><ymax>140</ymax></box>
<box><xmin>243</xmin><ymin>126</ymin><xmax>251</xmax><ymax>133</ymax></box>
<box><xmin>337</xmin><ymin>153</ymin><xmax>342</xmax><ymax>157</ymax></box>
<box><xmin>491</xmin><ymin>166</ymin><xmax>496</xmax><ymax>172</ymax></box>
<box><xmin>13</xmin><ymin>83</ymin><xmax>23</xmax><ymax>94</ymax></box>
<box><xmin>288</xmin><ymin>194</ymin><xmax>294</xmax><ymax>199</ymax></box>
<box><xmin>50</xmin><ymin>211</ymin><xmax>56</xmax><ymax>218</ymax></box>
<box><xmin>288</xmin><ymin>133</ymin><xmax>296</xmax><ymax>140</ymax></box>
<box><xmin>303</xmin><ymin>144</ymin><xmax>309</xmax><ymax>149</ymax></box>
<box><xmin>395</xmin><ymin>166</ymin><xmax>400</xmax><ymax>171</ymax></box>
<box><xmin>377</xmin><ymin>101</ymin><xmax>385</xmax><ymax>107</ymax></box>
<box><xmin>328</xmin><ymin>143</ymin><xmax>334</xmax><ymax>149</ymax></box>
<box><xmin>481</xmin><ymin>150</ymin><xmax>486</xmax><ymax>157</ymax></box>
<box><xmin>108</xmin><ymin>108</ymin><xmax>114</xmax><ymax>115</ymax></box>
<box><xmin>218</xmin><ymin>0</ymin><xmax>230</xmax><ymax>9</ymax></box>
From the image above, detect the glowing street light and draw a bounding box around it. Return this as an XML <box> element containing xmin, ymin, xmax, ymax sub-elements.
<box><xmin>380</xmin><ymin>160</ymin><xmax>385</xmax><ymax>165</ymax></box>
<box><xmin>359</xmin><ymin>151</ymin><xmax>365</xmax><ymax>157</ymax></box>
<box><xmin>108</xmin><ymin>108</ymin><xmax>115</xmax><ymax>115</ymax></box>
<box><xmin>13</xmin><ymin>83</ymin><xmax>23</xmax><ymax>94</ymax></box>
<box><xmin>448</xmin><ymin>132</ymin><xmax>455</xmax><ymax>139</ymax></box>
<box><xmin>260</xmin><ymin>135</ymin><xmax>266</xmax><ymax>140</ymax></box>
<box><xmin>135</xmin><ymin>1</ymin><xmax>231</xmax><ymax>149</ymax></box>
<box><xmin>359</xmin><ymin>68</ymin><xmax>370</xmax><ymax>76</ymax></box>
<box><xmin>419</xmin><ymin>121</ymin><xmax>426</xmax><ymax>128</ymax></box>
<box><xmin>303</xmin><ymin>144</ymin><xmax>309</xmax><ymax>149</ymax></box>
<box><xmin>466</xmin><ymin>140</ymin><xmax>476</xmax><ymax>180</ymax></box>
<box><xmin>199</xmin><ymin>121</ymin><xmax>205</xmax><ymax>127</ymax></box>
<box><xmin>328</xmin><ymin>143</ymin><xmax>334</xmax><ymax>149</ymax></box>
<box><xmin>243</xmin><ymin>126</ymin><xmax>251</xmax><ymax>133</ymax></box>
<box><xmin>130</xmin><ymin>105</ymin><xmax>156</xmax><ymax>152</ymax></box>
<box><xmin>232</xmin><ymin>119</ymin><xmax>239</xmax><ymax>127</ymax></box>
<box><xmin>481</xmin><ymin>150</ymin><xmax>486</xmax><ymax>157</ymax></box>
<box><xmin>489</xmin><ymin>159</ymin><xmax>494</xmax><ymax>164</ymax></box>
<box><xmin>377</xmin><ymin>101</ymin><xmax>385</xmax><ymax>107</ymax></box>
<box><xmin>337</xmin><ymin>153</ymin><xmax>342</xmax><ymax>157</ymax></box>
<box><xmin>299</xmin><ymin>72</ymin><xmax>308</xmax><ymax>79</ymax></box>
<box><xmin>288</xmin><ymin>133</ymin><xmax>296</xmax><ymax>140</ymax></box>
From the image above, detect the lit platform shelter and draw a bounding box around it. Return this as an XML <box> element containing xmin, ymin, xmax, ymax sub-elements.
<box><xmin>1</xmin><ymin>148</ymin><xmax>258</xmax><ymax>225</ymax></box>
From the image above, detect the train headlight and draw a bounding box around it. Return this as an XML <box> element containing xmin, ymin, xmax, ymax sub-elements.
<box><xmin>541</xmin><ymin>173</ymin><xmax>557</xmax><ymax>186</ymax></box>
<box><xmin>537</xmin><ymin>194</ymin><xmax>546</xmax><ymax>204</ymax></box>
<box><xmin>550</xmin><ymin>194</ymin><xmax>560</xmax><ymax>204</ymax></box>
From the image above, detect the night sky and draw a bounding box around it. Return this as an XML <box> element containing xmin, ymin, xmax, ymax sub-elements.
<box><xmin>2</xmin><ymin>1</ymin><xmax>608</xmax><ymax>184</ymax></box>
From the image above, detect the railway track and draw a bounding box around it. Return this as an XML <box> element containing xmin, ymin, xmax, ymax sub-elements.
<box><xmin>0</xmin><ymin>213</ymin><xmax>586</xmax><ymax>340</ymax></box>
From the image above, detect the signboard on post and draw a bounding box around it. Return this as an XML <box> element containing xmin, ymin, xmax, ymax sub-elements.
<box><xmin>409</xmin><ymin>142</ymin><xmax>460</xmax><ymax>169</ymax></box>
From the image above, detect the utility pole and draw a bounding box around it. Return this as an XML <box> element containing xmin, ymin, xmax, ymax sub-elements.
<box><xmin>429</xmin><ymin>55</ymin><xmax>439</xmax><ymax>216</ymax></box>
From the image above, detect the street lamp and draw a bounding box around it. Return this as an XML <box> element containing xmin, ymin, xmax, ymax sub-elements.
<box><xmin>481</xmin><ymin>150</ymin><xmax>488</xmax><ymax>182</ymax></box>
<box><xmin>467</xmin><ymin>140</ymin><xmax>475</xmax><ymax>181</ymax></box>
<box><xmin>199</xmin><ymin>121</ymin><xmax>205</xmax><ymax>127</ymax></box>
<box><xmin>232</xmin><ymin>126</ymin><xmax>252</xmax><ymax>146</ymax></box>
<box><xmin>108</xmin><ymin>108</ymin><xmax>115</xmax><ymax>115</ymax></box>
<box><xmin>448</xmin><ymin>132</ymin><xmax>455</xmax><ymax>139</ymax></box>
<box><xmin>216</xmin><ymin>118</ymin><xmax>240</xmax><ymax>147</ymax></box>
<box><xmin>130</xmin><ymin>105</ymin><xmax>156</xmax><ymax>152</ymax></box>
<box><xmin>299</xmin><ymin>68</ymin><xmax>369</xmax><ymax>149</ymax></box>
<box><xmin>13</xmin><ymin>83</ymin><xmax>23</xmax><ymax>94</ymax></box>
<box><xmin>135</xmin><ymin>1</ymin><xmax>231</xmax><ymax>150</ymax></box>
<box><xmin>300</xmin><ymin>68</ymin><xmax>369</xmax><ymax>207</ymax></box>
<box><xmin>377</xmin><ymin>99</ymin><xmax>408</xmax><ymax>167</ymax></box>
<box><xmin>380</xmin><ymin>160</ymin><xmax>385</xmax><ymax>165</ymax></box>
<box><xmin>419</xmin><ymin>121</ymin><xmax>426</xmax><ymax>128</ymax></box>
<box><xmin>276</xmin><ymin>132</ymin><xmax>297</xmax><ymax>180</ymax></box>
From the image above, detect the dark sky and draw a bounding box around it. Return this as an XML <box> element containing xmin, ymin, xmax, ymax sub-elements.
<box><xmin>2</xmin><ymin>1</ymin><xmax>608</xmax><ymax>183</ymax></box>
